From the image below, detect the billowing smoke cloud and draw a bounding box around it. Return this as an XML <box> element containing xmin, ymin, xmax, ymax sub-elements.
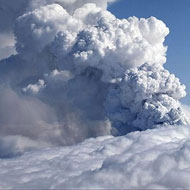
<box><xmin>0</xmin><ymin>0</ymin><xmax>116</xmax><ymax>34</ymax></box>
<box><xmin>0</xmin><ymin>0</ymin><xmax>115</xmax><ymax>59</ymax></box>
<box><xmin>0</xmin><ymin>33</ymin><xmax>16</xmax><ymax>60</ymax></box>
<box><xmin>106</xmin><ymin>63</ymin><xmax>188</xmax><ymax>134</ymax></box>
<box><xmin>0</xmin><ymin>0</ymin><xmax>189</xmax><ymax>157</ymax></box>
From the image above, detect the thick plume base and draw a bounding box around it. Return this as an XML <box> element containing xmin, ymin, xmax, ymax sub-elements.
<box><xmin>106</xmin><ymin>64</ymin><xmax>188</xmax><ymax>135</ymax></box>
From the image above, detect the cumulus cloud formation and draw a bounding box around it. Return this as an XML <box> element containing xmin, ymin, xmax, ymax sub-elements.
<box><xmin>0</xmin><ymin>0</ymin><xmax>189</xmax><ymax>158</ymax></box>
<box><xmin>0</xmin><ymin>125</ymin><xmax>190</xmax><ymax>189</ymax></box>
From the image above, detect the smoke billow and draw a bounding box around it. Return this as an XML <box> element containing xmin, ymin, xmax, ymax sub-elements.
<box><xmin>0</xmin><ymin>0</ymin><xmax>188</xmax><ymax>157</ymax></box>
<box><xmin>106</xmin><ymin>64</ymin><xmax>188</xmax><ymax>134</ymax></box>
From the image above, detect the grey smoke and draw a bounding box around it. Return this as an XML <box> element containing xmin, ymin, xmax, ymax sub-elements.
<box><xmin>0</xmin><ymin>0</ymin><xmax>188</xmax><ymax>157</ymax></box>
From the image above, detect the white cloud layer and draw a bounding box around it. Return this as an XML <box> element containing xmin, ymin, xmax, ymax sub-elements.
<box><xmin>0</xmin><ymin>125</ymin><xmax>190</xmax><ymax>189</ymax></box>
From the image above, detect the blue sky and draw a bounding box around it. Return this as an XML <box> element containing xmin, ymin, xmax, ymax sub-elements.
<box><xmin>108</xmin><ymin>0</ymin><xmax>190</xmax><ymax>104</ymax></box>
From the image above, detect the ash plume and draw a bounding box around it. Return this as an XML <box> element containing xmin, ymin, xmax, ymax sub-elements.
<box><xmin>0</xmin><ymin>0</ymin><xmax>188</xmax><ymax>157</ymax></box>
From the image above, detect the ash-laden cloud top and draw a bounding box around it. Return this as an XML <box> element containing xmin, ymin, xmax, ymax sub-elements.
<box><xmin>0</xmin><ymin>0</ymin><xmax>115</xmax><ymax>59</ymax></box>
<box><xmin>0</xmin><ymin>0</ymin><xmax>189</xmax><ymax>160</ymax></box>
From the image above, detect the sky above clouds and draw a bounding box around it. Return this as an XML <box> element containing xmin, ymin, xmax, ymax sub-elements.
<box><xmin>108</xmin><ymin>0</ymin><xmax>190</xmax><ymax>105</ymax></box>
